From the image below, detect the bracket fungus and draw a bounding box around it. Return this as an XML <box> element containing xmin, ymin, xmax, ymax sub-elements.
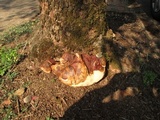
<box><xmin>40</xmin><ymin>53</ymin><xmax>106</xmax><ymax>87</ymax></box>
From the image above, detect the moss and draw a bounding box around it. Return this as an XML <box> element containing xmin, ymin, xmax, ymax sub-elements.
<box><xmin>32</xmin><ymin>0</ymin><xmax>107</xmax><ymax>61</ymax></box>
<box><xmin>104</xmin><ymin>50</ymin><xmax>122</xmax><ymax>72</ymax></box>
<box><xmin>31</xmin><ymin>40</ymin><xmax>54</xmax><ymax>61</ymax></box>
<box><xmin>110</xmin><ymin>57</ymin><xmax>122</xmax><ymax>71</ymax></box>
<box><xmin>60</xmin><ymin>1</ymin><xmax>106</xmax><ymax>52</ymax></box>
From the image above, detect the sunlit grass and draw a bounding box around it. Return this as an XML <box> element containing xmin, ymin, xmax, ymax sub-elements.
<box><xmin>0</xmin><ymin>47</ymin><xmax>20</xmax><ymax>76</ymax></box>
<box><xmin>0</xmin><ymin>20</ymin><xmax>38</xmax><ymax>43</ymax></box>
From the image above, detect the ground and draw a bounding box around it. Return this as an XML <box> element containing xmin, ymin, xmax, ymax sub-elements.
<box><xmin>0</xmin><ymin>0</ymin><xmax>160</xmax><ymax>120</ymax></box>
<box><xmin>0</xmin><ymin>0</ymin><xmax>39</xmax><ymax>33</ymax></box>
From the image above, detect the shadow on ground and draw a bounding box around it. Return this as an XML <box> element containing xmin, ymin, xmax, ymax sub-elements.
<box><xmin>62</xmin><ymin>57</ymin><xmax>160</xmax><ymax>120</ymax></box>
<box><xmin>1</xmin><ymin>1</ymin><xmax>159</xmax><ymax>119</ymax></box>
<box><xmin>61</xmin><ymin>2</ymin><xmax>160</xmax><ymax>120</ymax></box>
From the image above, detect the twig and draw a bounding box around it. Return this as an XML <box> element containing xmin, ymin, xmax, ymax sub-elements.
<box><xmin>16</xmin><ymin>97</ymin><xmax>20</xmax><ymax>115</ymax></box>
<box><xmin>60</xmin><ymin>97</ymin><xmax>68</xmax><ymax>107</ymax></box>
<box><xmin>21</xmin><ymin>41</ymin><xmax>28</xmax><ymax>54</ymax></box>
<box><xmin>54</xmin><ymin>108</ymin><xmax>62</xmax><ymax>117</ymax></box>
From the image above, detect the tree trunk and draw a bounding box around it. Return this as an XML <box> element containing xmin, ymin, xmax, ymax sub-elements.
<box><xmin>30</xmin><ymin>0</ymin><xmax>107</xmax><ymax>62</ymax></box>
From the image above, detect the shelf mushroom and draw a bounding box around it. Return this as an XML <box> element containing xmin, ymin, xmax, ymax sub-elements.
<box><xmin>40</xmin><ymin>53</ymin><xmax>106</xmax><ymax>87</ymax></box>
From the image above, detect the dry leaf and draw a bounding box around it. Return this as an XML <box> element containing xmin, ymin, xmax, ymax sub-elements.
<box><xmin>32</xmin><ymin>96</ymin><xmax>39</xmax><ymax>101</ymax></box>
<box><xmin>153</xmin><ymin>87</ymin><xmax>159</xmax><ymax>97</ymax></box>
<box><xmin>14</xmin><ymin>87</ymin><xmax>25</xmax><ymax>96</ymax></box>
<box><xmin>23</xmin><ymin>95</ymin><xmax>32</xmax><ymax>103</ymax></box>
<box><xmin>1</xmin><ymin>99</ymin><xmax>11</xmax><ymax>106</ymax></box>
<box><xmin>31</xmin><ymin>96</ymin><xmax>39</xmax><ymax>109</ymax></box>
<box><xmin>106</xmin><ymin>29</ymin><xmax>115</xmax><ymax>40</ymax></box>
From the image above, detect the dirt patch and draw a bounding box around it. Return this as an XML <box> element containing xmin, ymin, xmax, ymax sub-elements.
<box><xmin>0</xmin><ymin>0</ymin><xmax>39</xmax><ymax>33</ymax></box>
<box><xmin>0</xmin><ymin>6</ymin><xmax>160</xmax><ymax>120</ymax></box>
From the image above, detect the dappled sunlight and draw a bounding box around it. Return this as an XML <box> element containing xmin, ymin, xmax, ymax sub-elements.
<box><xmin>62</xmin><ymin>70</ymin><xmax>160</xmax><ymax>119</ymax></box>
<box><xmin>61</xmin><ymin>71</ymin><xmax>160</xmax><ymax>119</ymax></box>
<box><xmin>102</xmin><ymin>87</ymin><xmax>139</xmax><ymax>103</ymax></box>
<box><xmin>1</xmin><ymin>0</ymin><xmax>160</xmax><ymax>119</ymax></box>
<box><xmin>106</xmin><ymin>11</ymin><xmax>160</xmax><ymax>74</ymax></box>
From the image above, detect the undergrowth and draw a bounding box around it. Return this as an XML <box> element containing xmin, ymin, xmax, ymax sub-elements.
<box><xmin>143</xmin><ymin>70</ymin><xmax>158</xmax><ymax>86</ymax></box>
<box><xmin>0</xmin><ymin>19</ymin><xmax>38</xmax><ymax>119</ymax></box>
<box><xmin>0</xmin><ymin>20</ymin><xmax>38</xmax><ymax>43</ymax></box>
<box><xmin>0</xmin><ymin>47</ymin><xmax>20</xmax><ymax>76</ymax></box>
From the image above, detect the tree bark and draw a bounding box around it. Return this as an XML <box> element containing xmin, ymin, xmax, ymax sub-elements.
<box><xmin>30</xmin><ymin>0</ymin><xmax>107</xmax><ymax>62</ymax></box>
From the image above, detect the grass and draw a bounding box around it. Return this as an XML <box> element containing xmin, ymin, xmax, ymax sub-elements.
<box><xmin>0</xmin><ymin>89</ymin><xmax>16</xmax><ymax>120</ymax></box>
<box><xmin>0</xmin><ymin>47</ymin><xmax>20</xmax><ymax>76</ymax></box>
<box><xmin>0</xmin><ymin>39</ymin><xmax>21</xmax><ymax>120</ymax></box>
<box><xmin>143</xmin><ymin>70</ymin><xmax>158</xmax><ymax>86</ymax></box>
<box><xmin>0</xmin><ymin>20</ymin><xmax>38</xmax><ymax>76</ymax></box>
<box><xmin>6</xmin><ymin>72</ymin><xmax>18</xmax><ymax>82</ymax></box>
<box><xmin>0</xmin><ymin>20</ymin><xmax>38</xmax><ymax>119</ymax></box>
<box><xmin>0</xmin><ymin>20</ymin><xmax>38</xmax><ymax>43</ymax></box>
<box><xmin>46</xmin><ymin>117</ymin><xmax>55</xmax><ymax>120</ymax></box>
<box><xmin>1</xmin><ymin>106</ymin><xmax>16</xmax><ymax>120</ymax></box>
<box><xmin>22</xmin><ymin>81</ymin><xmax>32</xmax><ymax>88</ymax></box>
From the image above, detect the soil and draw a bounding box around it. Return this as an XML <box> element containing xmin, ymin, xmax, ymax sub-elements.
<box><xmin>0</xmin><ymin>1</ymin><xmax>160</xmax><ymax>120</ymax></box>
<box><xmin>0</xmin><ymin>0</ymin><xmax>39</xmax><ymax>33</ymax></box>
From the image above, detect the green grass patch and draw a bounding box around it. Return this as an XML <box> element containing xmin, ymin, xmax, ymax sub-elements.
<box><xmin>0</xmin><ymin>47</ymin><xmax>20</xmax><ymax>76</ymax></box>
<box><xmin>0</xmin><ymin>20</ymin><xmax>37</xmax><ymax>119</ymax></box>
<box><xmin>6</xmin><ymin>72</ymin><xmax>18</xmax><ymax>82</ymax></box>
<box><xmin>143</xmin><ymin>70</ymin><xmax>158</xmax><ymax>86</ymax></box>
<box><xmin>1</xmin><ymin>105</ymin><xmax>16</xmax><ymax>120</ymax></box>
<box><xmin>46</xmin><ymin>117</ymin><xmax>55</xmax><ymax>120</ymax></box>
<box><xmin>0</xmin><ymin>20</ymin><xmax>38</xmax><ymax>43</ymax></box>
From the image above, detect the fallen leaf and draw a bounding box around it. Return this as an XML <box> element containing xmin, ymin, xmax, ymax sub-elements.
<box><xmin>23</xmin><ymin>95</ymin><xmax>32</xmax><ymax>103</ymax></box>
<box><xmin>14</xmin><ymin>87</ymin><xmax>25</xmax><ymax>96</ymax></box>
<box><xmin>153</xmin><ymin>87</ymin><xmax>159</xmax><ymax>97</ymax></box>
<box><xmin>32</xmin><ymin>96</ymin><xmax>39</xmax><ymax>101</ymax></box>
<box><xmin>1</xmin><ymin>99</ymin><xmax>11</xmax><ymax>106</ymax></box>
<box><xmin>31</xmin><ymin>96</ymin><xmax>39</xmax><ymax>109</ymax></box>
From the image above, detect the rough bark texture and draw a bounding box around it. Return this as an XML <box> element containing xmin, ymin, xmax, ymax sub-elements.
<box><xmin>30</xmin><ymin>0</ymin><xmax>107</xmax><ymax>62</ymax></box>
